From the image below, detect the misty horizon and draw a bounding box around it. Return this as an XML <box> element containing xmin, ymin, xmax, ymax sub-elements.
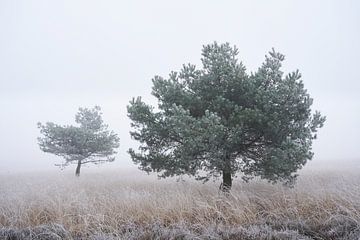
<box><xmin>1</xmin><ymin>0</ymin><xmax>359</xmax><ymax>173</ymax></box>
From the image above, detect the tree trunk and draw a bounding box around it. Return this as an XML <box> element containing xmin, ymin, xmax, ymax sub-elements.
<box><xmin>75</xmin><ymin>160</ymin><xmax>81</xmax><ymax>177</ymax></box>
<box><xmin>220</xmin><ymin>153</ymin><xmax>232</xmax><ymax>192</ymax></box>
<box><xmin>221</xmin><ymin>170</ymin><xmax>232</xmax><ymax>192</ymax></box>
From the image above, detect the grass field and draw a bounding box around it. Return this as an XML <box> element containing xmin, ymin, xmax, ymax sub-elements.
<box><xmin>0</xmin><ymin>167</ymin><xmax>359</xmax><ymax>239</ymax></box>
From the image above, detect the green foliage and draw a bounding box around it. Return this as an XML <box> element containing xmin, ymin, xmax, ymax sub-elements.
<box><xmin>38</xmin><ymin>106</ymin><xmax>120</xmax><ymax>169</ymax></box>
<box><xmin>128</xmin><ymin>42</ymin><xmax>325</xmax><ymax>185</ymax></box>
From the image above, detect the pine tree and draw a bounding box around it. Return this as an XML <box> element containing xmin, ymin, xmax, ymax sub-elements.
<box><xmin>38</xmin><ymin>106</ymin><xmax>120</xmax><ymax>176</ymax></box>
<box><xmin>128</xmin><ymin>42</ymin><xmax>325</xmax><ymax>191</ymax></box>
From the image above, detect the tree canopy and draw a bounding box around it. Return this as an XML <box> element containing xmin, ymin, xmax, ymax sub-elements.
<box><xmin>38</xmin><ymin>106</ymin><xmax>120</xmax><ymax>176</ymax></box>
<box><xmin>127</xmin><ymin>42</ymin><xmax>325</xmax><ymax>190</ymax></box>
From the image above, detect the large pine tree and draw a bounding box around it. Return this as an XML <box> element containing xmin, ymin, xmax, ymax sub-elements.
<box><xmin>128</xmin><ymin>42</ymin><xmax>325</xmax><ymax>190</ymax></box>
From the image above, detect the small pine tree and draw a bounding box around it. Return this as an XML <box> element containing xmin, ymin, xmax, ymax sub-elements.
<box><xmin>38</xmin><ymin>106</ymin><xmax>120</xmax><ymax>176</ymax></box>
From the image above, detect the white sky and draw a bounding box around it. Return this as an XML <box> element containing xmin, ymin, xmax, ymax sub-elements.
<box><xmin>0</xmin><ymin>0</ymin><xmax>359</xmax><ymax>173</ymax></box>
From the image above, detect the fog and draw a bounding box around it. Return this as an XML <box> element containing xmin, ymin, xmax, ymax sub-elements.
<box><xmin>0</xmin><ymin>0</ymin><xmax>359</xmax><ymax>173</ymax></box>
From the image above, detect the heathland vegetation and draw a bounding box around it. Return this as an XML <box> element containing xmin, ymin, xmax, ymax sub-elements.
<box><xmin>1</xmin><ymin>169</ymin><xmax>359</xmax><ymax>239</ymax></box>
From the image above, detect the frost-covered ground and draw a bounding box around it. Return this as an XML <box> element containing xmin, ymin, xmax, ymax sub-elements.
<box><xmin>0</xmin><ymin>167</ymin><xmax>359</xmax><ymax>239</ymax></box>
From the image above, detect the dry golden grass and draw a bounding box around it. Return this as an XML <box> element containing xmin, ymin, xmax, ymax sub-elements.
<box><xmin>0</xmin><ymin>167</ymin><xmax>359</xmax><ymax>239</ymax></box>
